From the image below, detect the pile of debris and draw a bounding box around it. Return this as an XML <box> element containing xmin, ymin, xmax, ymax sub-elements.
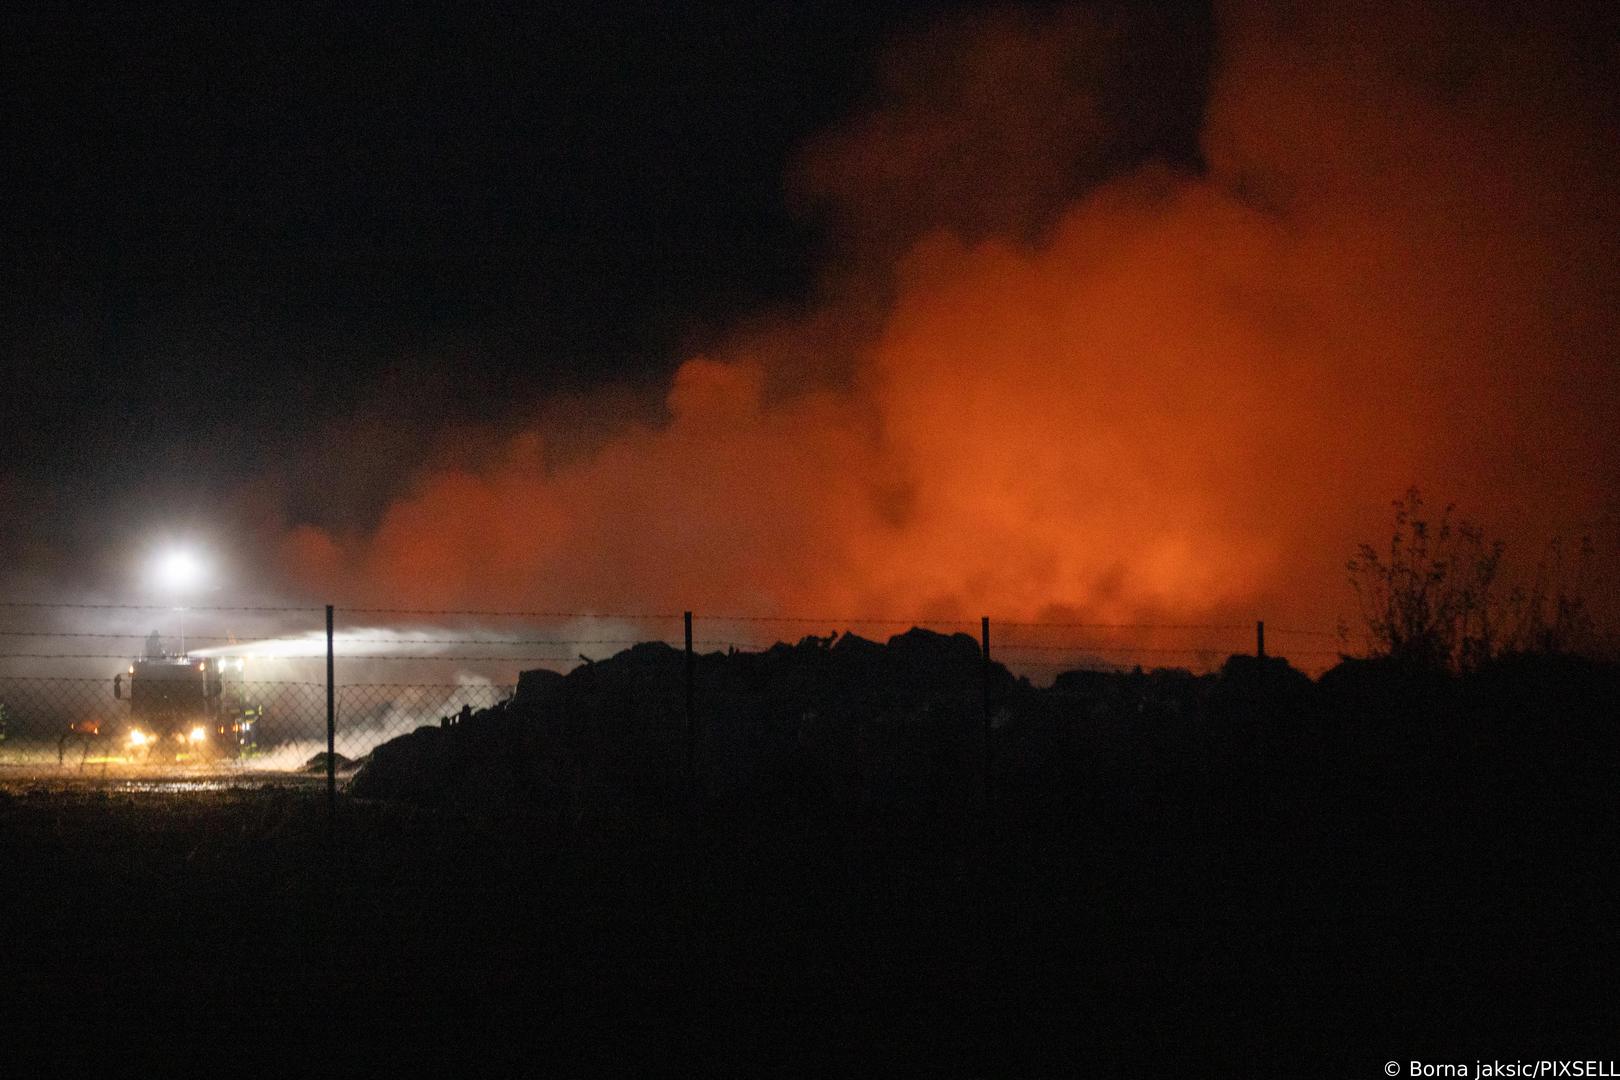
<box><xmin>350</xmin><ymin>630</ymin><xmax>1620</xmax><ymax>816</ymax></box>
<box><xmin>349</xmin><ymin>628</ymin><xmax>1016</xmax><ymax>813</ymax></box>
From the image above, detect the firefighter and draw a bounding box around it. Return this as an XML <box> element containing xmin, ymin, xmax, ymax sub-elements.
<box><xmin>144</xmin><ymin>630</ymin><xmax>165</xmax><ymax>659</ymax></box>
<box><xmin>58</xmin><ymin>720</ymin><xmax>97</xmax><ymax>768</ymax></box>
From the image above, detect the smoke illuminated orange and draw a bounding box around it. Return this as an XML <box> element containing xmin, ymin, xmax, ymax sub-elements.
<box><xmin>280</xmin><ymin>1</ymin><xmax>1620</xmax><ymax>658</ymax></box>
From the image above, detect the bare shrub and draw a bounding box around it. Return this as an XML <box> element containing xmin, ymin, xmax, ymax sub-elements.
<box><xmin>1348</xmin><ymin>489</ymin><xmax>1615</xmax><ymax>670</ymax></box>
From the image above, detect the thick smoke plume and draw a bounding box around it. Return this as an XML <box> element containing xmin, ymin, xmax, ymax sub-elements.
<box><xmin>282</xmin><ymin>1</ymin><xmax>1619</xmax><ymax>644</ymax></box>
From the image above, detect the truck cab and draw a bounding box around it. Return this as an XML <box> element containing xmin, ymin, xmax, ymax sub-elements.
<box><xmin>113</xmin><ymin>654</ymin><xmax>257</xmax><ymax>761</ymax></box>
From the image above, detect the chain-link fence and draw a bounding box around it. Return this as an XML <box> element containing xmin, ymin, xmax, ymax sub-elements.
<box><xmin>0</xmin><ymin>599</ymin><xmax>1347</xmax><ymax>778</ymax></box>
<box><xmin>333</xmin><ymin>683</ymin><xmax>513</xmax><ymax>764</ymax></box>
<box><xmin>0</xmin><ymin>676</ymin><xmax>515</xmax><ymax>773</ymax></box>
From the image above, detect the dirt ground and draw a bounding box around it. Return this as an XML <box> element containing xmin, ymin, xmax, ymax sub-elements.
<box><xmin>2</xmin><ymin>781</ymin><xmax>1007</xmax><ymax>1071</ymax></box>
<box><xmin>2</xmin><ymin>766</ymin><xmax>1612</xmax><ymax>1074</ymax></box>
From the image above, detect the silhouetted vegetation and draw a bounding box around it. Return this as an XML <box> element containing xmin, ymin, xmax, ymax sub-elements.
<box><xmin>1348</xmin><ymin>487</ymin><xmax>1615</xmax><ymax>670</ymax></box>
<box><xmin>7</xmin><ymin>506</ymin><xmax>1618</xmax><ymax>1072</ymax></box>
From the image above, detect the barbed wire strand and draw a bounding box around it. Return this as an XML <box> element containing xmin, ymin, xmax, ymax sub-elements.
<box><xmin>0</xmin><ymin>632</ymin><xmax>768</xmax><ymax>651</ymax></box>
<box><xmin>0</xmin><ymin>601</ymin><xmax>321</xmax><ymax>613</ymax></box>
<box><xmin>337</xmin><ymin>607</ymin><xmax>685</xmax><ymax>620</ymax></box>
<box><xmin>4</xmin><ymin>600</ymin><xmax>1341</xmax><ymax>638</ymax></box>
<box><xmin>0</xmin><ymin>631</ymin><xmax>240</xmax><ymax>641</ymax></box>
<box><xmin>325</xmin><ymin>637</ymin><xmax>727</xmax><ymax>647</ymax></box>
<box><xmin>996</xmin><ymin>646</ymin><xmax>1345</xmax><ymax>657</ymax></box>
<box><xmin>1</xmin><ymin>645</ymin><xmax>1346</xmax><ymax>662</ymax></box>
<box><xmin>995</xmin><ymin>620</ymin><xmax>1253</xmax><ymax>631</ymax></box>
<box><xmin>0</xmin><ymin>676</ymin><xmax>332</xmax><ymax>686</ymax></box>
<box><xmin>0</xmin><ymin>653</ymin><xmax>583</xmax><ymax>663</ymax></box>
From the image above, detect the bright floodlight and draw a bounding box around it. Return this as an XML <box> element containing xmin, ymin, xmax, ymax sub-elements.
<box><xmin>156</xmin><ymin>548</ymin><xmax>205</xmax><ymax>592</ymax></box>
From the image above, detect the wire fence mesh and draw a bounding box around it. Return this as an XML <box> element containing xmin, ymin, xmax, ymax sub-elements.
<box><xmin>0</xmin><ymin>600</ymin><xmax>1352</xmax><ymax>776</ymax></box>
<box><xmin>0</xmin><ymin>676</ymin><xmax>516</xmax><ymax>772</ymax></box>
<box><xmin>334</xmin><ymin>683</ymin><xmax>514</xmax><ymax>763</ymax></box>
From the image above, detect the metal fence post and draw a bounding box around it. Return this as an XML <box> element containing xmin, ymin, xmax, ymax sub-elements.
<box><xmin>684</xmin><ymin>610</ymin><xmax>695</xmax><ymax>795</ymax></box>
<box><xmin>326</xmin><ymin>604</ymin><xmax>335</xmax><ymax>825</ymax></box>
<box><xmin>1257</xmin><ymin>619</ymin><xmax>1266</xmax><ymax>659</ymax></box>
<box><xmin>981</xmin><ymin>615</ymin><xmax>992</xmax><ymax>811</ymax></box>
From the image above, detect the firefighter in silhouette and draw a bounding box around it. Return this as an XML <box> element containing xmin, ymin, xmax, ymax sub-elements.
<box><xmin>144</xmin><ymin>630</ymin><xmax>165</xmax><ymax>659</ymax></box>
<box><xmin>58</xmin><ymin>719</ymin><xmax>99</xmax><ymax>768</ymax></box>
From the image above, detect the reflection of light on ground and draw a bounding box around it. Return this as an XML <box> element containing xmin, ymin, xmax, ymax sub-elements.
<box><xmin>0</xmin><ymin>745</ymin><xmax>331</xmax><ymax>784</ymax></box>
<box><xmin>0</xmin><ymin>771</ymin><xmax>327</xmax><ymax>795</ymax></box>
<box><xmin>108</xmin><ymin>780</ymin><xmax>263</xmax><ymax>793</ymax></box>
<box><xmin>69</xmin><ymin>752</ymin><xmax>230</xmax><ymax>766</ymax></box>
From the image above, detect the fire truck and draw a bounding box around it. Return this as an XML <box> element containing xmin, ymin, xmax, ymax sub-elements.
<box><xmin>110</xmin><ymin>650</ymin><xmax>260</xmax><ymax>762</ymax></box>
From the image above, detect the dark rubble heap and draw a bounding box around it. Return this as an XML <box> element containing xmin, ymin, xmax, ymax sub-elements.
<box><xmin>349</xmin><ymin>631</ymin><xmax>1620</xmax><ymax>822</ymax></box>
<box><xmin>352</xmin><ymin>628</ymin><xmax>1016</xmax><ymax>814</ymax></box>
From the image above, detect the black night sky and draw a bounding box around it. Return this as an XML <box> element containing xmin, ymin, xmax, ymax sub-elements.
<box><xmin>3</xmin><ymin>3</ymin><xmax>1210</xmax><ymax>578</ymax></box>
<box><xmin>3</xmin><ymin>0</ymin><xmax>1612</xmax><ymax>629</ymax></box>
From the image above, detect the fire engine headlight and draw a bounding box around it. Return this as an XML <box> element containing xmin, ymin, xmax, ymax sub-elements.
<box><xmin>188</xmin><ymin>726</ymin><xmax>207</xmax><ymax>744</ymax></box>
<box><xmin>128</xmin><ymin>729</ymin><xmax>149</xmax><ymax>747</ymax></box>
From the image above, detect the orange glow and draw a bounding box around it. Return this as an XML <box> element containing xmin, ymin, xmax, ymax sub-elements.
<box><xmin>279</xmin><ymin>2</ymin><xmax>1619</xmax><ymax>649</ymax></box>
